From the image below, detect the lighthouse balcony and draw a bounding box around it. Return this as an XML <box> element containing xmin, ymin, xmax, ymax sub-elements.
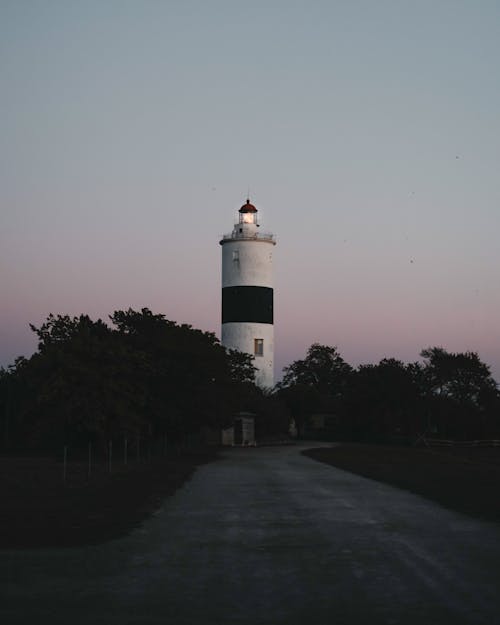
<box><xmin>220</xmin><ymin>232</ymin><xmax>276</xmax><ymax>244</ymax></box>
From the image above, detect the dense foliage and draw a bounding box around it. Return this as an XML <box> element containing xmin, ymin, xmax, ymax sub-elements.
<box><xmin>2</xmin><ymin>315</ymin><xmax>499</xmax><ymax>450</ymax></box>
<box><xmin>0</xmin><ymin>309</ymin><xmax>259</xmax><ymax>451</ymax></box>
<box><xmin>277</xmin><ymin>343</ymin><xmax>500</xmax><ymax>442</ymax></box>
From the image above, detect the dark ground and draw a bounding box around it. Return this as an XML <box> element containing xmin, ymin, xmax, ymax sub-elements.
<box><xmin>303</xmin><ymin>443</ymin><xmax>500</xmax><ymax>524</ymax></box>
<box><xmin>4</xmin><ymin>444</ymin><xmax>500</xmax><ymax>625</ymax></box>
<box><xmin>0</xmin><ymin>448</ymin><xmax>217</xmax><ymax>549</ymax></box>
<box><xmin>2</xmin><ymin>443</ymin><xmax>500</xmax><ymax>551</ymax></box>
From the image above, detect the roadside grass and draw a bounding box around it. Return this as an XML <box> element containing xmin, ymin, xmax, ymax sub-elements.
<box><xmin>0</xmin><ymin>448</ymin><xmax>219</xmax><ymax>549</ymax></box>
<box><xmin>302</xmin><ymin>444</ymin><xmax>500</xmax><ymax>524</ymax></box>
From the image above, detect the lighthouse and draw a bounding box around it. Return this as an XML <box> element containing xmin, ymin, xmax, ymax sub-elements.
<box><xmin>220</xmin><ymin>199</ymin><xmax>276</xmax><ymax>388</ymax></box>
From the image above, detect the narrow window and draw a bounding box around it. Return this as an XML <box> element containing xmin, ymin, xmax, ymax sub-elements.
<box><xmin>254</xmin><ymin>338</ymin><xmax>264</xmax><ymax>357</ymax></box>
<box><xmin>232</xmin><ymin>250</ymin><xmax>239</xmax><ymax>262</ymax></box>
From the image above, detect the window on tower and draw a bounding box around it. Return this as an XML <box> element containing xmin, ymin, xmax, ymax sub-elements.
<box><xmin>232</xmin><ymin>250</ymin><xmax>239</xmax><ymax>262</ymax></box>
<box><xmin>242</xmin><ymin>212</ymin><xmax>256</xmax><ymax>224</ymax></box>
<box><xmin>254</xmin><ymin>339</ymin><xmax>264</xmax><ymax>357</ymax></box>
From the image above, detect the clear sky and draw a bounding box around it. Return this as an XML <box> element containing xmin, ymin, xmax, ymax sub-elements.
<box><xmin>1</xmin><ymin>0</ymin><xmax>499</xmax><ymax>382</ymax></box>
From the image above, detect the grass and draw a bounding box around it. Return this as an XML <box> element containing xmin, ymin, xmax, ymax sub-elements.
<box><xmin>302</xmin><ymin>443</ymin><xmax>500</xmax><ymax>524</ymax></box>
<box><xmin>0</xmin><ymin>448</ymin><xmax>219</xmax><ymax>549</ymax></box>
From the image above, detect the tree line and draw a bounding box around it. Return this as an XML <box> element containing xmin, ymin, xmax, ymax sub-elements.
<box><xmin>277</xmin><ymin>343</ymin><xmax>500</xmax><ymax>442</ymax></box>
<box><xmin>0</xmin><ymin>309</ymin><xmax>288</xmax><ymax>452</ymax></box>
<box><xmin>1</xmin><ymin>311</ymin><xmax>499</xmax><ymax>451</ymax></box>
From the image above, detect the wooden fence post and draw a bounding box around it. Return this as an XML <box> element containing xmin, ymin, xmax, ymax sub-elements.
<box><xmin>63</xmin><ymin>445</ymin><xmax>68</xmax><ymax>484</ymax></box>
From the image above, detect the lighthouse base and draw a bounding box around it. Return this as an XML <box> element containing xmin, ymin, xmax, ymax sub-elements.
<box><xmin>222</xmin><ymin>322</ymin><xmax>274</xmax><ymax>389</ymax></box>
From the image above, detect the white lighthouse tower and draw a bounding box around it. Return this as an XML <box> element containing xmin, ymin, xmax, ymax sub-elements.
<box><xmin>220</xmin><ymin>199</ymin><xmax>276</xmax><ymax>388</ymax></box>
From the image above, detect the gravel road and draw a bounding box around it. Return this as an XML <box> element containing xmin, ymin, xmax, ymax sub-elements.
<box><xmin>2</xmin><ymin>444</ymin><xmax>500</xmax><ymax>625</ymax></box>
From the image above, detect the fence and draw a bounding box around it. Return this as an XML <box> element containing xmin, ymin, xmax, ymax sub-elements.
<box><xmin>420</xmin><ymin>438</ymin><xmax>500</xmax><ymax>448</ymax></box>
<box><xmin>60</xmin><ymin>434</ymin><xmax>188</xmax><ymax>485</ymax></box>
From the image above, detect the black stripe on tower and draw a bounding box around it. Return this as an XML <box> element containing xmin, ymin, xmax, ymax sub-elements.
<box><xmin>222</xmin><ymin>286</ymin><xmax>273</xmax><ymax>324</ymax></box>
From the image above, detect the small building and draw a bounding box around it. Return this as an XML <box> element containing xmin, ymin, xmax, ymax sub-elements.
<box><xmin>222</xmin><ymin>413</ymin><xmax>256</xmax><ymax>446</ymax></box>
<box><xmin>221</xmin><ymin>425</ymin><xmax>235</xmax><ymax>446</ymax></box>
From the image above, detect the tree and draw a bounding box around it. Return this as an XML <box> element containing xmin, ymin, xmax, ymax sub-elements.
<box><xmin>278</xmin><ymin>344</ymin><xmax>352</xmax><ymax>437</ymax></box>
<box><xmin>420</xmin><ymin>347</ymin><xmax>498</xmax><ymax>439</ymax></box>
<box><xmin>345</xmin><ymin>359</ymin><xmax>422</xmax><ymax>441</ymax></box>
<box><xmin>280</xmin><ymin>344</ymin><xmax>352</xmax><ymax>397</ymax></box>
<box><xmin>420</xmin><ymin>347</ymin><xmax>497</xmax><ymax>406</ymax></box>
<box><xmin>110</xmin><ymin>308</ymin><xmax>256</xmax><ymax>439</ymax></box>
<box><xmin>226</xmin><ymin>348</ymin><xmax>256</xmax><ymax>385</ymax></box>
<box><xmin>24</xmin><ymin>314</ymin><xmax>146</xmax><ymax>449</ymax></box>
<box><xmin>3</xmin><ymin>308</ymin><xmax>261</xmax><ymax>451</ymax></box>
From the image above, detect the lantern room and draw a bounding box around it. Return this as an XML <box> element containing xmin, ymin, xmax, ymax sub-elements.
<box><xmin>239</xmin><ymin>199</ymin><xmax>258</xmax><ymax>225</ymax></box>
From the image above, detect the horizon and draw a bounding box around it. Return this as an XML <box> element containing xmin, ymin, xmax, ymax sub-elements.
<box><xmin>2</xmin><ymin>304</ymin><xmax>499</xmax><ymax>385</ymax></box>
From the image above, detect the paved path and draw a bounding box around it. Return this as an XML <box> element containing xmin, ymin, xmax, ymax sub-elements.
<box><xmin>2</xmin><ymin>444</ymin><xmax>500</xmax><ymax>625</ymax></box>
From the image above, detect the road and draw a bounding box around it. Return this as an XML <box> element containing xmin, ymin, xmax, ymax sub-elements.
<box><xmin>2</xmin><ymin>444</ymin><xmax>500</xmax><ymax>625</ymax></box>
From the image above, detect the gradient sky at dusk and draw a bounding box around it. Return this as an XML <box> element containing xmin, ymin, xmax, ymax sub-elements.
<box><xmin>1</xmin><ymin>0</ymin><xmax>500</xmax><ymax>381</ymax></box>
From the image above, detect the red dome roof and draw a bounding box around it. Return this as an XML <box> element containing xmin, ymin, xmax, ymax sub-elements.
<box><xmin>239</xmin><ymin>198</ymin><xmax>257</xmax><ymax>213</ymax></box>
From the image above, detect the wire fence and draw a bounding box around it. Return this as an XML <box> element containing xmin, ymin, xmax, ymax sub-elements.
<box><xmin>59</xmin><ymin>435</ymin><xmax>191</xmax><ymax>485</ymax></box>
<box><xmin>421</xmin><ymin>438</ymin><xmax>500</xmax><ymax>448</ymax></box>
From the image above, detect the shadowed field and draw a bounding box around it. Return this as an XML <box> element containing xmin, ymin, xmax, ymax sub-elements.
<box><xmin>303</xmin><ymin>444</ymin><xmax>500</xmax><ymax>523</ymax></box>
<box><xmin>0</xmin><ymin>448</ymin><xmax>218</xmax><ymax>549</ymax></box>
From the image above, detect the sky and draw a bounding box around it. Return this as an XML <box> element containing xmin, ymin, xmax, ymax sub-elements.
<box><xmin>1</xmin><ymin>0</ymin><xmax>500</xmax><ymax>382</ymax></box>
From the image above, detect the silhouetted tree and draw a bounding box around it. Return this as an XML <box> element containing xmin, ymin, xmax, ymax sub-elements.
<box><xmin>110</xmin><ymin>308</ymin><xmax>256</xmax><ymax>441</ymax></box>
<box><xmin>419</xmin><ymin>347</ymin><xmax>498</xmax><ymax>439</ymax></box>
<box><xmin>1</xmin><ymin>308</ymin><xmax>259</xmax><ymax>451</ymax></box>
<box><xmin>277</xmin><ymin>344</ymin><xmax>499</xmax><ymax>443</ymax></box>
<box><xmin>281</xmin><ymin>344</ymin><xmax>352</xmax><ymax>396</ymax></box>
<box><xmin>420</xmin><ymin>347</ymin><xmax>496</xmax><ymax>405</ymax></box>
<box><xmin>20</xmin><ymin>314</ymin><xmax>146</xmax><ymax>449</ymax></box>
<box><xmin>278</xmin><ymin>344</ymin><xmax>353</xmax><ymax>437</ymax></box>
<box><xmin>345</xmin><ymin>359</ymin><xmax>422</xmax><ymax>442</ymax></box>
